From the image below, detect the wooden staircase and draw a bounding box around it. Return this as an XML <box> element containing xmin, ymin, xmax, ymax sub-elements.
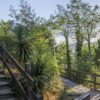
<box><xmin>0</xmin><ymin>46</ymin><xmax>39</xmax><ymax>100</ymax></box>
<box><xmin>0</xmin><ymin>68</ymin><xmax>17</xmax><ymax>100</ymax></box>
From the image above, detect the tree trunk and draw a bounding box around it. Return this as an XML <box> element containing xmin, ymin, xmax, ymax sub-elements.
<box><xmin>87</xmin><ymin>33</ymin><xmax>91</xmax><ymax>55</ymax></box>
<box><xmin>64</xmin><ymin>29</ymin><xmax>71</xmax><ymax>78</ymax></box>
<box><xmin>76</xmin><ymin>30</ymin><xmax>83</xmax><ymax>60</ymax></box>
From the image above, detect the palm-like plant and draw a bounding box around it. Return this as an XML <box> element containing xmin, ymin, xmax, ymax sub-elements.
<box><xmin>31</xmin><ymin>52</ymin><xmax>61</xmax><ymax>96</ymax></box>
<box><xmin>13</xmin><ymin>25</ymin><xmax>32</xmax><ymax>70</ymax></box>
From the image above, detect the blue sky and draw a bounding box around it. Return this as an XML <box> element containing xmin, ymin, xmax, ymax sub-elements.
<box><xmin>0</xmin><ymin>0</ymin><xmax>67</xmax><ymax>20</ymax></box>
<box><xmin>0</xmin><ymin>0</ymin><xmax>100</xmax><ymax>44</ymax></box>
<box><xmin>0</xmin><ymin>0</ymin><xmax>100</xmax><ymax>20</ymax></box>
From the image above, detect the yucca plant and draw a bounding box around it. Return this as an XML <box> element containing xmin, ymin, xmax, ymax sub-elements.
<box><xmin>13</xmin><ymin>25</ymin><xmax>33</xmax><ymax>70</ymax></box>
<box><xmin>31</xmin><ymin>49</ymin><xmax>62</xmax><ymax>98</ymax></box>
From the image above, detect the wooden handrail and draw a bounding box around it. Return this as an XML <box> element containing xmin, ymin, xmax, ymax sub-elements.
<box><xmin>70</xmin><ymin>69</ymin><xmax>100</xmax><ymax>77</ymax></box>
<box><xmin>68</xmin><ymin>69</ymin><xmax>100</xmax><ymax>90</ymax></box>
<box><xmin>0</xmin><ymin>46</ymin><xmax>39</xmax><ymax>100</ymax></box>
<box><xmin>1</xmin><ymin>46</ymin><xmax>34</xmax><ymax>85</ymax></box>
<box><xmin>1</xmin><ymin>57</ymin><xmax>28</xmax><ymax>100</ymax></box>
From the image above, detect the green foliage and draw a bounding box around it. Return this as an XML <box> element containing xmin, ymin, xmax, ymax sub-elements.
<box><xmin>7</xmin><ymin>0</ymin><xmax>61</xmax><ymax>96</ymax></box>
<box><xmin>9</xmin><ymin>0</ymin><xmax>42</xmax><ymax>28</ymax></box>
<box><xmin>75</xmin><ymin>55</ymin><xmax>94</xmax><ymax>73</ymax></box>
<box><xmin>54</xmin><ymin>0</ymin><xmax>100</xmax><ymax>79</ymax></box>
<box><xmin>72</xmin><ymin>46</ymin><xmax>95</xmax><ymax>72</ymax></box>
<box><xmin>94</xmin><ymin>40</ymin><xmax>100</xmax><ymax>69</ymax></box>
<box><xmin>13</xmin><ymin>25</ymin><xmax>32</xmax><ymax>64</ymax></box>
<box><xmin>56</xmin><ymin>43</ymin><xmax>66</xmax><ymax>66</ymax></box>
<box><xmin>30</xmin><ymin>33</ymin><xmax>61</xmax><ymax>94</ymax></box>
<box><xmin>0</xmin><ymin>0</ymin><xmax>100</xmax><ymax>97</ymax></box>
<box><xmin>0</xmin><ymin>21</ymin><xmax>16</xmax><ymax>49</ymax></box>
<box><xmin>31</xmin><ymin>53</ymin><xmax>60</xmax><ymax>94</ymax></box>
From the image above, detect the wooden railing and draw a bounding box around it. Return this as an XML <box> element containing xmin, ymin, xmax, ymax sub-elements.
<box><xmin>75</xmin><ymin>92</ymin><xmax>90</xmax><ymax>100</ymax></box>
<box><xmin>68</xmin><ymin>69</ymin><xmax>100</xmax><ymax>91</ymax></box>
<box><xmin>0</xmin><ymin>46</ymin><xmax>40</xmax><ymax>100</ymax></box>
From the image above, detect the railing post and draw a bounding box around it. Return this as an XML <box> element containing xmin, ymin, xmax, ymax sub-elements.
<box><xmin>25</xmin><ymin>62</ymin><xmax>31</xmax><ymax>76</ymax></box>
<box><xmin>0</xmin><ymin>46</ymin><xmax>3</xmax><ymax>56</ymax></box>
<box><xmin>93</xmin><ymin>73</ymin><xmax>96</xmax><ymax>91</ymax></box>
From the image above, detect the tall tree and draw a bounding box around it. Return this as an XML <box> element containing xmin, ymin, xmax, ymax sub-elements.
<box><xmin>67</xmin><ymin>0</ymin><xmax>85</xmax><ymax>59</ymax></box>
<box><xmin>64</xmin><ymin>26</ymin><xmax>71</xmax><ymax>77</ymax></box>
<box><xmin>82</xmin><ymin>5</ymin><xmax>100</xmax><ymax>55</ymax></box>
<box><xmin>9</xmin><ymin>0</ymin><xmax>42</xmax><ymax>29</ymax></box>
<box><xmin>50</xmin><ymin>4</ymin><xmax>72</xmax><ymax>77</ymax></box>
<box><xmin>9</xmin><ymin>0</ymin><xmax>41</xmax><ymax>71</ymax></box>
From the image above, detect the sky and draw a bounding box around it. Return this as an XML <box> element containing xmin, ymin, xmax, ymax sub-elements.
<box><xmin>0</xmin><ymin>0</ymin><xmax>100</xmax><ymax>44</ymax></box>
<box><xmin>0</xmin><ymin>0</ymin><xmax>67</xmax><ymax>20</ymax></box>
<box><xmin>0</xmin><ymin>0</ymin><xmax>100</xmax><ymax>20</ymax></box>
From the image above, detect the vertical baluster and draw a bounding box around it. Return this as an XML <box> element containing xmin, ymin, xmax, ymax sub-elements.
<box><xmin>93</xmin><ymin>73</ymin><xmax>96</xmax><ymax>91</ymax></box>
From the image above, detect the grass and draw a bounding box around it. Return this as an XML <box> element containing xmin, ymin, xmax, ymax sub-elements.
<box><xmin>44</xmin><ymin>91</ymin><xmax>57</xmax><ymax>100</ymax></box>
<box><xmin>66</xmin><ymin>88</ymin><xmax>76</xmax><ymax>93</ymax></box>
<box><xmin>3</xmin><ymin>67</ymin><xmax>21</xmax><ymax>80</ymax></box>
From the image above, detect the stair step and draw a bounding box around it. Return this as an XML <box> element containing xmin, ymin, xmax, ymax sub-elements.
<box><xmin>2</xmin><ymin>98</ymin><xmax>17</xmax><ymax>100</ymax></box>
<box><xmin>0</xmin><ymin>69</ymin><xmax>3</xmax><ymax>71</ymax></box>
<box><xmin>0</xmin><ymin>88</ymin><xmax>13</xmax><ymax>94</ymax></box>
<box><xmin>0</xmin><ymin>95</ymin><xmax>15</xmax><ymax>99</ymax></box>
<box><xmin>0</xmin><ymin>76</ymin><xmax>7</xmax><ymax>81</ymax></box>
<box><xmin>0</xmin><ymin>75</ymin><xmax>6</xmax><ymax>78</ymax></box>
<box><xmin>0</xmin><ymin>69</ymin><xmax>17</xmax><ymax>99</ymax></box>
<box><xmin>0</xmin><ymin>89</ymin><xmax>15</xmax><ymax>99</ymax></box>
<box><xmin>0</xmin><ymin>78</ymin><xmax>7</xmax><ymax>81</ymax></box>
<box><xmin>0</xmin><ymin>74</ymin><xmax>7</xmax><ymax>81</ymax></box>
<box><xmin>0</xmin><ymin>81</ymin><xmax>14</xmax><ymax>89</ymax></box>
<box><xmin>0</xmin><ymin>70</ymin><xmax>3</xmax><ymax>74</ymax></box>
<box><xmin>0</xmin><ymin>81</ymin><xmax>10</xmax><ymax>85</ymax></box>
